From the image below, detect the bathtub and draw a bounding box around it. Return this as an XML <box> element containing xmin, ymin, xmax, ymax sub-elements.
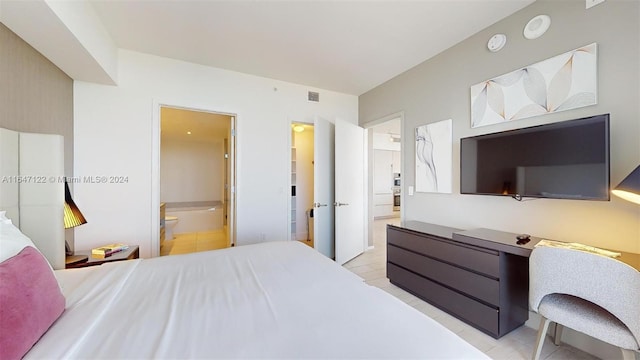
<box><xmin>165</xmin><ymin>201</ymin><xmax>224</xmax><ymax>234</ymax></box>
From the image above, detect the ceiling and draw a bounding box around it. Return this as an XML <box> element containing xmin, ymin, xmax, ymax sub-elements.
<box><xmin>90</xmin><ymin>0</ymin><xmax>535</xmax><ymax>95</ymax></box>
<box><xmin>161</xmin><ymin>107</ymin><xmax>231</xmax><ymax>142</ymax></box>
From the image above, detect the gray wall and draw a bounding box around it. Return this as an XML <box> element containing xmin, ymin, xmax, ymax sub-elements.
<box><xmin>360</xmin><ymin>0</ymin><xmax>640</xmax><ymax>253</ymax></box>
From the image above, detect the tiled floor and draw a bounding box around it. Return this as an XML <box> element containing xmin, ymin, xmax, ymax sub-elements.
<box><xmin>344</xmin><ymin>218</ymin><xmax>599</xmax><ymax>360</ymax></box>
<box><xmin>298</xmin><ymin>239</ymin><xmax>314</xmax><ymax>248</ymax></box>
<box><xmin>160</xmin><ymin>229</ymin><xmax>229</xmax><ymax>256</ymax></box>
<box><xmin>161</xmin><ymin>231</ymin><xmax>312</xmax><ymax>256</ymax></box>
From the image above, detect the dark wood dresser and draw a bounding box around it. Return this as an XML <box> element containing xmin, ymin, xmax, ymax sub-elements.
<box><xmin>387</xmin><ymin>221</ymin><xmax>538</xmax><ymax>338</ymax></box>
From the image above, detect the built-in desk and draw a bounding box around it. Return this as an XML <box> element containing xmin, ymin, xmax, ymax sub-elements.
<box><xmin>387</xmin><ymin>221</ymin><xmax>640</xmax><ymax>338</ymax></box>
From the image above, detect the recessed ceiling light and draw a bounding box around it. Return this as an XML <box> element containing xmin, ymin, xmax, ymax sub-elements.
<box><xmin>187</xmin><ymin>131</ymin><xmax>192</xmax><ymax>135</ymax></box>
<box><xmin>293</xmin><ymin>125</ymin><xmax>305</xmax><ymax>133</ymax></box>
<box><xmin>524</xmin><ymin>15</ymin><xmax>551</xmax><ymax>40</ymax></box>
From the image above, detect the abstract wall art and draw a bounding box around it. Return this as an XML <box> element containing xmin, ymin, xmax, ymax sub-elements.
<box><xmin>470</xmin><ymin>43</ymin><xmax>597</xmax><ymax>128</ymax></box>
<box><xmin>415</xmin><ymin>119</ymin><xmax>452</xmax><ymax>193</ymax></box>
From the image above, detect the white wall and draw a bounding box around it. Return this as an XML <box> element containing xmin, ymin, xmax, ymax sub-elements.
<box><xmin>74</xmin><ymin>49</ymin><xmax>358</xmax><ymax>257</ymax></box>
<box><xmin>160</xmin><ymin>138</ymin><xmax>224</xmax><ymax>203</ymax></box>
<box><xmin>372</xmin><ymin>133</ymin><xmax>400</xmax><ymax>151</ymax></box>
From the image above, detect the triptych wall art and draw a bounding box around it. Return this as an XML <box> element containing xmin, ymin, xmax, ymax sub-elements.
<box><xmin>470</xmin><ymin>43</ymin><xmax>597</xmax><ymax>128</ymax></box>
<box><xmin>415</xmin><ymin>119</ymin><xmax>452</xmax><ymax>194</ymax></box>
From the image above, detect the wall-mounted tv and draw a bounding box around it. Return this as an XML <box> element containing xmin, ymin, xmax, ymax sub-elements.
<box><xmin>460</xmin><ymin>114</ymin><xmax>610</xmax><ymax>200</ymax></box>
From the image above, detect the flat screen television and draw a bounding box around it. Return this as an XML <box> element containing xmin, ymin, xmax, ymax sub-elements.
<box><xmin>460</xmin><ymin>114</ymin><xmax>610</xmax><ymax>200</ymax></box>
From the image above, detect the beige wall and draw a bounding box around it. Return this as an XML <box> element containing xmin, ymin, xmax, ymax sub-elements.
<box><xmin>0</xmin><ymin>22</ymin><xmax>74</xmax><ymax>246</ymax></box>
<box><xmin>359</xmin><ymin>0</ymin><xmax>640</xmax><ymax>253</ymax></box>
<box><xmin>0</xmin><ymin>22</ymin><xmax>73</xmax><ymax>177</ymax></box>
<box><xmin>160</xmin><ymin>138</ymin><xmax>225</xmax><ymax>203</ymax></box>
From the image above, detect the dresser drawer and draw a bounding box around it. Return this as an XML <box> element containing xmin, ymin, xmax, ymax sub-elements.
<box><xmin>388</xmin><ymin>263</ymin><xmax>499</xmax><ymax>337</ymax></box>
<box><xmin>388</xmin><ymin>245</ymin><xmax>500</xmax><ymax>306</ymax></box>
<box><xmin>387</xmin><ymin>227</ymin><xmax>500</xmax><ymax>278</ymax></box>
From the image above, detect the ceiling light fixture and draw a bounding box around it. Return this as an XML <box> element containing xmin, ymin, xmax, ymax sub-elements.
<box><xmin>524</xmin><ymin>15</ymin><xmax>551</xmax><ymax>40</ymax></box>
<box><xmin>293</xmin><ymin>125</ymin><xmax>305</xmax><ymax>133</ymax></box>
<box><xmin>187</xmin><ymin>131</ymin><xmax>192</xmax><ymax>135</ymax></box>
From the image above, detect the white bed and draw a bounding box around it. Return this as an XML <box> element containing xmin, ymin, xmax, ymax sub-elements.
<box><xmin>24</xmin><ymin>241</ymin><xmax>486</xmax><ymax>359</ymax></box>
<box><xmin>0</xmin><ymin>127</ymin><xmax>488</xmax><ymax>359</ymax></box>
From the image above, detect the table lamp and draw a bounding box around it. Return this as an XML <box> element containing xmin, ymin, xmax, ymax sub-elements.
<box><xmin>64</xmin><ymin>180</ymin><xmax>88</xmax><ymax>265</ymax></box>
<box><xmin>612</xmin><ymin>165</ymin><xmax>640</xmax><ymax>205</ymax></box>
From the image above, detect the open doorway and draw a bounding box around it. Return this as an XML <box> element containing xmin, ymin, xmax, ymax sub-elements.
<box><xmin>288</xmin><ymin>117</ymin><xmax>365</xmax><ymax>263</ymax></box>
<box><xmin>365</xmin><ymin>115</ymin><xmax>402</xmax><ymax>249</ymax></box>
<box><xmin>290</xmin><ymin>122</ymin><xmax>315</xmax><ymax>248</ymax></box>
<box><xmin>159</xmin><ymin>106</ymin><xmax>236</xmax><ymax>256</ymax></box>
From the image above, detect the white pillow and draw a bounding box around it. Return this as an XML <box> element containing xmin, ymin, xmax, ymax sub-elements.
<box><xmin>0</xmin><ymin>210</ymin><xmax>11</xmax><ymax>224</ymax></box>
<box><xmin>0</xmin><ymin>220</ymin><xmax>38</xmax><ymax>263</ymax></box>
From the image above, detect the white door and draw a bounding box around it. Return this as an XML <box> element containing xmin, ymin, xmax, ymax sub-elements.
<box><xmin>313</xmin><ymin>117</ymin><xmax>335</xmax><ymax>259</ymax></box>
<box><xmin>334</xmin><ymin>119</ymin><xmax>365</xmax><ymax>265</ymax></box>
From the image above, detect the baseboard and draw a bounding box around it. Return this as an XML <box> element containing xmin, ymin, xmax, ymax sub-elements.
<box><xmin>373</xmin><ymin>214</ymin><xmax>400</xmax><ymax>220</ymax></box>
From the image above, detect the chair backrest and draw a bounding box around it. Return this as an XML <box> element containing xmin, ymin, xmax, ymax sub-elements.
<box><xmin>529</xmin><ymin>246</ymin><xmax>640</xmax><ymax>344</ymax></box>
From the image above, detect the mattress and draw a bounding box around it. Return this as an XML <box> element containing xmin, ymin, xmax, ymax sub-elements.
<box><xmin>28</xmin><ymin>241</ymin><xmax>488</xmax><ymax>359</ymax></box>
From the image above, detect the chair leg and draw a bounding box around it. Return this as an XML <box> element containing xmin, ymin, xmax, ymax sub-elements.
<box><xmin>621</xmin><ymin>349</ymin><xmax>637</xmax><ymax>360</ymax></box>
<box><xmin>553</xmin><ymin>323</ymin><xmax>563</xmax><ymax>346</ymax></box>
<box><xmin>532</xmin><ymin>316</ymin><xmax>551</xmax><ymax>360</ymax></box>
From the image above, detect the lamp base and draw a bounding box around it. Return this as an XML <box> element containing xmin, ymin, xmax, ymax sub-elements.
<box><xmin>65</xmin><ymin>254</ymin><xmax>88</xmax><ymax>266</ymax></box>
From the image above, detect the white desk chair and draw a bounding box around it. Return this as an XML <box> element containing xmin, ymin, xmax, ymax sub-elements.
<box><xmin>529</xmin><ymin>245</ymin><xmax>640</xmax><ymax>360</ymax></box>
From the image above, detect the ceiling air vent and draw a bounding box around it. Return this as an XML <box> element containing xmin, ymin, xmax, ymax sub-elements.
<box><xmin>308</xmin><ymin>91</ymin><xmax>319</xmax><ymax>102</ymax></box>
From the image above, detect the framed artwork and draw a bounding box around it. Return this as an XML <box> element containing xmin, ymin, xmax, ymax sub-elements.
<box><xmin>415</xmin><ymin>119</ymin><xmax>452</xmax><ymax>193</ymax></box>
<box><xmin>470</xmin><ymin>43</ymin><xmax>597</xmax><ymax>128</ymax></box>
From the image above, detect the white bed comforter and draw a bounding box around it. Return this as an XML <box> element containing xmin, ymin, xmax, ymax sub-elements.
<box><xmin>29</xmin><ymin>241</ymin><xmax>488</xmax><ymax>359</ymax></box>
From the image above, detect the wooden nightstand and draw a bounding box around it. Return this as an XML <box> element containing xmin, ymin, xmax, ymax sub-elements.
<box><xmin>65</xmin><ymin>245</ymin><xmax>140</xmax><ymax>269</ymax></box>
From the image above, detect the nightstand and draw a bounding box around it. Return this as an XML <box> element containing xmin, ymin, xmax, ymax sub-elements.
<box><xmin>65</xmin><ymin>245</ymin><xmax>140</xmax><ymax>269</ymax></box>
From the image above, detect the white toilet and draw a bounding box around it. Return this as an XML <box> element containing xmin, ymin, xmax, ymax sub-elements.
<box><xmin>165</xmin><ymin>216</ymin><xmax>178</xmax><ymax>240</ymax></box>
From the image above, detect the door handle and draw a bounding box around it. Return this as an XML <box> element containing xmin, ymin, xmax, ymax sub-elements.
<box><xmin>314</xmin><ymin>202</ymin><xmax>328</xmax><ymax>208</ymax></box>
<box><xmin>334</xmin><ymin>202</ymin><xmax>349</xmax><ymax>207</ymax></box>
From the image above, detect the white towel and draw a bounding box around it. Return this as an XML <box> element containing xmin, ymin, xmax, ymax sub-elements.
<box><xmin>535</xmin><ymin>239</ymin><xmax>621</xmax><ymax>258</ymax></box>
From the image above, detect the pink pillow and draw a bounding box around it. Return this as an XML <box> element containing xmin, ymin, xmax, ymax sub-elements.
<box><xmin>0</xmin><ymin>247</ymin><xmax>65</xmax><ymax>359</ymax></box>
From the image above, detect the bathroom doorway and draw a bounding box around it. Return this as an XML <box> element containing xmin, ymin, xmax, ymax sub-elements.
<box><xmin>159</xmin><ymin>106</ymin><xmax>236</xmax><ymax>256</ymax></box>
<box><xmin>290</xmin><ymin>122</ymin><xmax>315</xmax><ymax>248</ymax></box>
